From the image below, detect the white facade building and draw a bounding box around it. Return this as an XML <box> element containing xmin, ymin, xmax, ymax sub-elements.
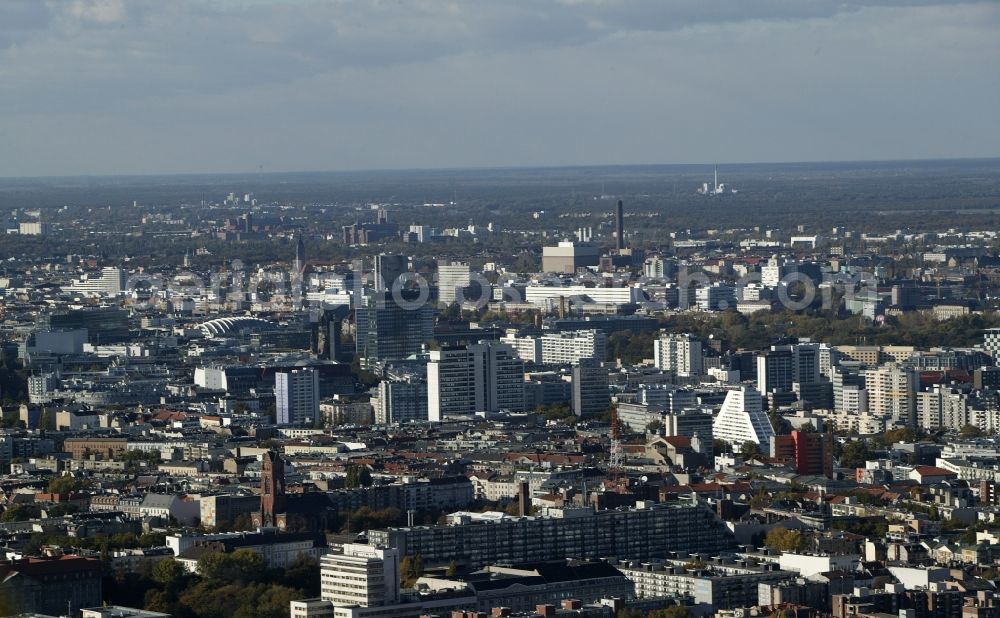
<box><xmin>864</xmin><ymin>364</ymin><xmax>918</xmax><ymax>425</ymax></box>
<box><xmin>523</xmin><ymin>285</ymin><xmax>639</xmax><ymax>309</ymax></box>
<box><xmin>373</xmin><ymin>378</ymin><xmax>428</xmax><ymax>424</ymax></box>
<box><xmin>320</xmin><ymin>544</ymin><xmax>400</xmax><ymax>608</ymax></box>
<box><xmin>66</xmin><ymin>267</ymin><xmax>127</xmax><ymax>296</ymax></box>
<box><xmin>437</xmin><ymin>261</ymin><xmax>472</xmax><ymax>306</ymax></box>
<box><xmin>985</xmin><ymin>328</ymin><xmax>1000</xmax><ymax>358</ymax></box>
<box><xmin>653</xmin><ymin>333</ymin><xmax>703</xmax><ymax>376</ymax></box>
<box><xmin>428</xmin><ymin>342</ymin><xmax>524</xmax><ymax>420</ymax></box>
<box><xmin>502</xmin><ymin>329</ymin><xmax>606</xmax><ymax>365</ymax></box>
<box><xmin>276</xmin><ymin>368</ymin><xmax>320</xmax><ymax>425</ymax></box>
<box><xmin>712</xmin><ymin>386</ymin><xmax>775</xmax><ymax>450</ymax></box>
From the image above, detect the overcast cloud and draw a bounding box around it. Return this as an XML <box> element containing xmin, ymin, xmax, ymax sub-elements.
<box><xmin>0</xmin><ymin>0</ymin><xmax>997</xmax><ymax>176</ymax></box>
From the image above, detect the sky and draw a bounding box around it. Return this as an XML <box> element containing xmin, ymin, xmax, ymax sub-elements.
<box><xmin>0</xmin><ymin>0</ymin><xmax>998</xmax><ymax>177</ymax></box>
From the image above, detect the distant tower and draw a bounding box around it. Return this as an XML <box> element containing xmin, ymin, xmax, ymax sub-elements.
<box><xmin>183</xmin><ymin>249</ymin><xmax>191</xmax><ymax>268</ymax></box>
<box><xmin>517</xmin><ymin>481</ymin><xmax>531</xmax><ymax>517</ymax></box>
<box><xmin>295</xmin><ymin>234</ymin><xmax>305</xmax><ymax>272</ymax></box>
<box><xmin>609</xmin><ymin>405</ymin><xmax>625</xmax><ymax>472</ymax></box>
<box><xmin>714</xmin><ymin>166</ymin><xmax>719</xmax><ymax>193</ymax></box>
<box><xmin>260</xmin><ymin>451</ymin><xmax>286</xmax><ymax>527</ymax></box>
<box><xmin>615</xmin><ymin>199</ymin><xmax>625</xmax><ymax>251</ymax></box>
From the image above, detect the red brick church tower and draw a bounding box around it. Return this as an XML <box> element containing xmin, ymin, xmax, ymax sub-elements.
<box><xmin>260</xmin><ymin>450</ymin><xmax>286</xmax><ymax>528</ymax></box>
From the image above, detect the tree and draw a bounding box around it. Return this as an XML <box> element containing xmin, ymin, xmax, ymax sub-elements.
<box><xmin>144</xmin><ymin>589</ymin><xmax>173</xmax><ymax>615</ymax></box>
<box><xmin>682</xmin><ymin>559</ymin><xmax>708</xmax><ymax>571</ymax></box>
<box><xmin>400</xmin><ymin>554</ymin><xmax>425</xmax><ymax>587</ymax></box>
<box><xmin>960</xmin><ymin>424</ymin><xmax>985</xmax><ymax>439</ymax></box>
<box><xmin>537</xmin><ymin>404</ymin><xmax>574</xmax><ymax>423</ymax></box>
<box><xmin>0</xmin><ymin>504</ymin><xmax>34</xmax><ymax>522</ymax></box>
<box><xmin>646</xmin><ymin>420</ymin><xmax>662</xmax><ymax>434</ymax></box>
<box><xmin>345</xmin><ymin>465</ymin><xmax>373</xmax><ymax>488</ymax></box>
<box><xmin>47</xmin><ymin>475</ymin><xmax>85</xmax><ymax>495</ymax></box>
<box><xmin>765</xmin><ymin>527</ymin><xmax>806</xmax><ymax>552</ymax></box>
<box><xmin>153</xmin><ymin>558</ymin><xmax>186</xmax><ymax>586</ymax></box>
<box><xmin>198</xmin><ymin>549</ymin><xmax>265</xmax><ymax>584</ymax></box>
<box><xmin>0</xmin><ymin>590</ymin><xmax>18</xmax><ymax>616</ymax></box>
<box><xmin>47</xmin><ymin>503</ymin><xmax>79</xmax><ymax>517</ymax></box>
<box><xmin>882</xmin><ymin>426</ymin><xmax>916</xmax><ymax>445</ymax></box>
<box><xmin>650</xmin><ymin>606</ymin><xmax>694</xmax><ymax>618</ymax></box>
<box><xmin>177</xmin><ymin>581</ymin><xmax>246</xmax><ymax>618</ymax></box>
<box><xmin>281</xmin><ymin>555</ymin><xmax>321</xmax><ymax>596</ymax></box>
<box><xmin>839</xmin><ymin>440</ymin><xmax>870</xmax><ymax>468</ymax></box>
<box><xmin>607</xmin><ymin>330</ymin><xmax>656</xmax><ymax>364</ymax></box>
<box><xmin>768</xmin><ymin>410</ymin><xmax>792</xmax><ymax>436</ymax></box>
<box><xmin>122</xmin><ymin>449</ymin><xmax>161</xmax><ymax>466</ymax></box>
<box><xmin>446</xmin><ymin>560</ymin><xmax>457</xmax><ymax>577</ymax></box>
<box><xmin>152</xmin><ymin>557</ymin><xmax>188</xmax><ymax>599</ymax></box>
<box><xmin>233</xmin><ymin>583</ymin><xmax>300</xmax><ymax>618</ymax></box>
<box><xmin>400</xmin><ymin>556</ymin><xmax>414</xmax><ymax>587</ymax></box>
<box><xmin>741</xmin><ymin>441</ymin><xmax>761</xmax><ymax>459</ymax></box>
<box><xmin>749</xmin><ymin>488</ymin><xmax>771</xmax><ymax>510</ymax></box>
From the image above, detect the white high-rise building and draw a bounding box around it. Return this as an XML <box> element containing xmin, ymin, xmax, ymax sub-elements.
<box><xmin>408</xmin><ymin>225</ymin><xmax>432</xmax><ymax>243</ymax></box>
<box><xmin>428</xmin><ymin>341</ymin><xmax>524</xmax><ymax>420</ymax></box>
<box><xmin>712</xmin><ymin>386</ymin><xmax>774</xmax><ymax>450</ymax></box>
<box><xmin>864</xmin><ymin>364</ymin><xmax>918</xmax><ymax>426</ymax></box>
<box><xmin>761</xmin><ymin>256</ymin><xmax>799</xmax><ymax>288</ymax></box>
<box><xmin>696</xmin><ymin>283</ymin><xmax>736</xmax><ymax>311</ymax></box>
<box><xmin>985</xmin><ymin>328</ymin><xmax>1000</xmax><ymax>358</ymax></box>
<box><xmin>523</xmin><ymin>285</ymin><xmax>639</xmax><ymax>309</ymax></box>
<box><xmin>841</xmin><ymin>384</ymin><xmax>868</xmax><ymax>415</ymax></box>
<box><xmin>818</xmin><ymin>343</ymin><xmax>840</xmax><ymax>377</ymax></box>
<box><xmin>758</xmin><ymin>344</ymin><xmax>822</xmax><ymax>394</ymax></box>
<box><xmin>653</xmin><ymin>333</ymin><xmax>704</xmax><ymax>376</ymax></box>
<box><xmin>437</xmin><ymin>261</ymin><xmax>471</xmax><ymax>306</ymax></box>
<box><xmin>643</xmin><ymin>256</ymin><xmax>672</xmax><ymax>280</ymax></box>
<box><xmin>502</xmin><ymin>329</ymin><xmax>606</xmax><ymax>366</ymax></box>
<box><xmin>19</xmin><ymin>221</ymin><xmax>51</xmax><ymax>236</ymax></box>
<box><xmin>760</xmin><ymin>257</ymin><xmax>784</xmax><ymax>288</ymax></box>
<box><xmin>541</xmin><ymin>330</ymin><xmax>605</xmax><ymax>365</ymax></box>
<box><xmin>501</xmin><ymin>330</ymin><xmax>543</xmax><ymax>363</ymax></box>
<box><xmin>66</xmin><ymin>267</ymin><xmax>127</xmax><ymax>296</ymax></box>
<box><xmin>373</xmin><ymin>378</ymin><xmax>428</xmax><ymax>425</ymax></box>
<box><xmin>320</xmin><ymin>544</ymin><xmax>400</xmax><ymax>608</ymax></box>
<box><xmin>916</xmin><ymin>385</ymin><xmax>970</xmax><ymax>433</ymax></box>
<box><xmin>276</xmin><ymin>368</ymin><xmax>320</xmax><ymax>425</ymax></box>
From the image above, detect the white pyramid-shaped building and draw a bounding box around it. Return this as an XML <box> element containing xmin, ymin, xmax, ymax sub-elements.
<box><xmin>713</xmin><ymin>386</ymin><xmax>775</xmax><ymax>450</ymax></box>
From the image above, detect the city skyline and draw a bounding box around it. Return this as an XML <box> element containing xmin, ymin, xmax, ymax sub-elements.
<box><xmin>5</xmin><ymin>2</ymin><xmax>1000</xmax><ymax>618</ymax></box>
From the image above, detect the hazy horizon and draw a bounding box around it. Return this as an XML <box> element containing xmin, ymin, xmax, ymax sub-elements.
<box><xmin>2</xmin><ymin>0</ymin><xmax>998</xmax><ymax>177</ymax></box>
<box><xmin>3</xmin><ymin>156</ymin><xmax>1000</xmax><ymax>184</ymax></box>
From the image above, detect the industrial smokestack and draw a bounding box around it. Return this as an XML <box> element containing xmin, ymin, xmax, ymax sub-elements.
<box><xmin>615</xmin><ymin>200</ymin><xmax>624</xmax><ymax>251</ymax></box>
